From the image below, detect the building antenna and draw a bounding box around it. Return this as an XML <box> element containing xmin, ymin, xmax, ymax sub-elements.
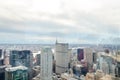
<box><xmin>56</xmin><ymin>37</ymin><xmax>58</xmax><ymax>44</ymax></box>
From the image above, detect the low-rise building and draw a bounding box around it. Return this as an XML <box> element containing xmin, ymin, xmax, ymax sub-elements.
<box><xmin>5</xmin><ymin>66</ymin><xmax>28</xmax><ymax>80</ymax></box>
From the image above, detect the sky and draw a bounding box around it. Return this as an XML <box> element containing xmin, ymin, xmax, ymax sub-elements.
<box><xmin>0</xmin><ymin>0</ymin><xmax>120</xmax><ymax>44</ymax></box>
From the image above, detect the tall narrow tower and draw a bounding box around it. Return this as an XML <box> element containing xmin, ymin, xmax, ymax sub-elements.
<box><xmin>55</xmin><ymin>42</ymin><xmax>69</xmax><ymax>74</ymax></box>
<box><xmin>41</xmin><ymin>47</ymin><xmax>53</xmax><ymax>80</ymax></box>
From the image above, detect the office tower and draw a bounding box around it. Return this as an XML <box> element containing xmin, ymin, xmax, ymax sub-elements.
<box><xmin>9</xmin><ymin>50</ymin><xmax>33</xmax><ymax>80</ymax></box>
<box><xmin>55</xmin><ymin>42</ymin><xmax>69</xmax><ymax>74</ymax></box>
<box><xmin>9</xmin><ymin>50</ymin><xmax>33</xmax><ymax>67</ymax></box>
<box><xmin>41</xmin><ymin>47</ymin><xmax>53</xmax><ymax>80</ymax></box>
<box><xmin>5</xmin><ymin>66</ymin><xmax>28</xmax><ymax>80</ymax></box>
<box><xmin>77</xmin><ymin>48</ymin><xmax>84</xmax><ymax>61</ymax></box>
<box><xmin>84</xmin><ymin>48</ymin><xmax>93</xmax><ymax>67</ymax></box>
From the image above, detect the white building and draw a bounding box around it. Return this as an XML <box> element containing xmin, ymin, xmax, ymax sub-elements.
<box><xmin>41</xmin><ymin>47</ymin><xmax>53</xmax><ymax>80</ymax></box>
<box><xmin>55</xmin><ymin>42</ymin><xmax>69</xmax><ymax>74</ymax></box>
<box><xmin>61</xmin><ymin>73</ymin><xmax>77</xmax><ymax>80</ymax></box>
<box><xmin>71</xmin><ymin>48</ymin><xmax>78</xmax><ymax>61</ymax></box>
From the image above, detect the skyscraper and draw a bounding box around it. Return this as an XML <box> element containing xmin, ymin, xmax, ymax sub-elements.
<box><xmin>9</xmin><ymin>50</ymin><xmax>33</xmax><ymax>80</ymax></box>
<box><xmin>84</xmin><ymin>48</ymin><xmax>93</xmax><ymax>67</ymax></box>
<box><xmin>41</xmin><ymin>47</ymin><xmax>53</xmax><ymax>80</ymax></box>
<box><xmin>77</xmin><ymin>48</ymin><xmax>84</xmax><ymax>61</ymax></box>
<box><xmin>9</xmin><ymin>50</ymin><xmax>33</xmax><ymax>67</ymax></box>
<box><xmin>55</xmin><ymin>42</ymin><xmax>69</xmax><ymax>74</ymax></box>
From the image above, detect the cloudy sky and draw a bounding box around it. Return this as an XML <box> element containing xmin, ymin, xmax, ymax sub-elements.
<box><xmin>0</xmin><ymin>0</ymin><xmax>120</xmax><ymax>44</ymax></box>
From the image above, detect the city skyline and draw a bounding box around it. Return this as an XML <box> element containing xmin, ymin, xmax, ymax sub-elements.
<box><xmin>0</xmin><ymin>0</ymin><xmax>120</xmax><ymax>44</ymax></box>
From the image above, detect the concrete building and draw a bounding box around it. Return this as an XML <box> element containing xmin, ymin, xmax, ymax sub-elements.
<box><xmin>84</xmin><ymin>48</ymin><xmax>93</xmax><ymax>68</ymax></box>
<box><xmin>41</xmin><ymin>47</ymin><xmax>53</xmax><ymax>80</ymax></box>
<box><xmin>55</xmin><ymin>42</ymin><xmax>69</xmax><ymax>74</ymax></box>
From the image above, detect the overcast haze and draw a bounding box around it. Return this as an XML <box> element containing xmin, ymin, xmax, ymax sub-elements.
<box><xmin>0</xmin><ymin>0</ymin><xmax>120</xmax><ymax>44</ymax></box>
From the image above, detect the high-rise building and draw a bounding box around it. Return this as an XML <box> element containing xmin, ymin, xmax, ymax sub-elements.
<box><xmin>9</xmin><ymin>50</ymin><xmax>33</xmax><ymax>80</ymax></box>
<box><xmin>77</xmin><ymin>48</ymin><xmax>84</xmax><ymax>61</ymax></box>
<box><xmin>9</xmin><ymin>50</ymin><xmax>33</xmax><ymax>67</ymax></box>
<box><xmin>55</xmin><ymin>42</ymin><xmax>69</xmax><ymax>74</ymax></box>
<box><xmin>41</xmin><ymin>47</ymin><xmax>53</xmax><ymax>80</ymax></box>
<box><xmin>84</xmin><ymin>48</ymin><xmax>93</xmax><ymax>67</ymax></box>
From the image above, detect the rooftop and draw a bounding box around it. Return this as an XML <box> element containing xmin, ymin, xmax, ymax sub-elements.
<box><xmin>5</xmin><ymin>66</ymin><xmax>28</xmax><ymax>72</ymax></box>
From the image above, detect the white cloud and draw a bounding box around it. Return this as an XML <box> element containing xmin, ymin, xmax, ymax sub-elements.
<box><xmin>0</xmin><ymin>0</ymin><xmax>120</xmax><ymax>44</ymax></box>
<box><xmin>62</xmin><ymin>0</ymin><xmax>102</xmax><ymax>13</ymax></box>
